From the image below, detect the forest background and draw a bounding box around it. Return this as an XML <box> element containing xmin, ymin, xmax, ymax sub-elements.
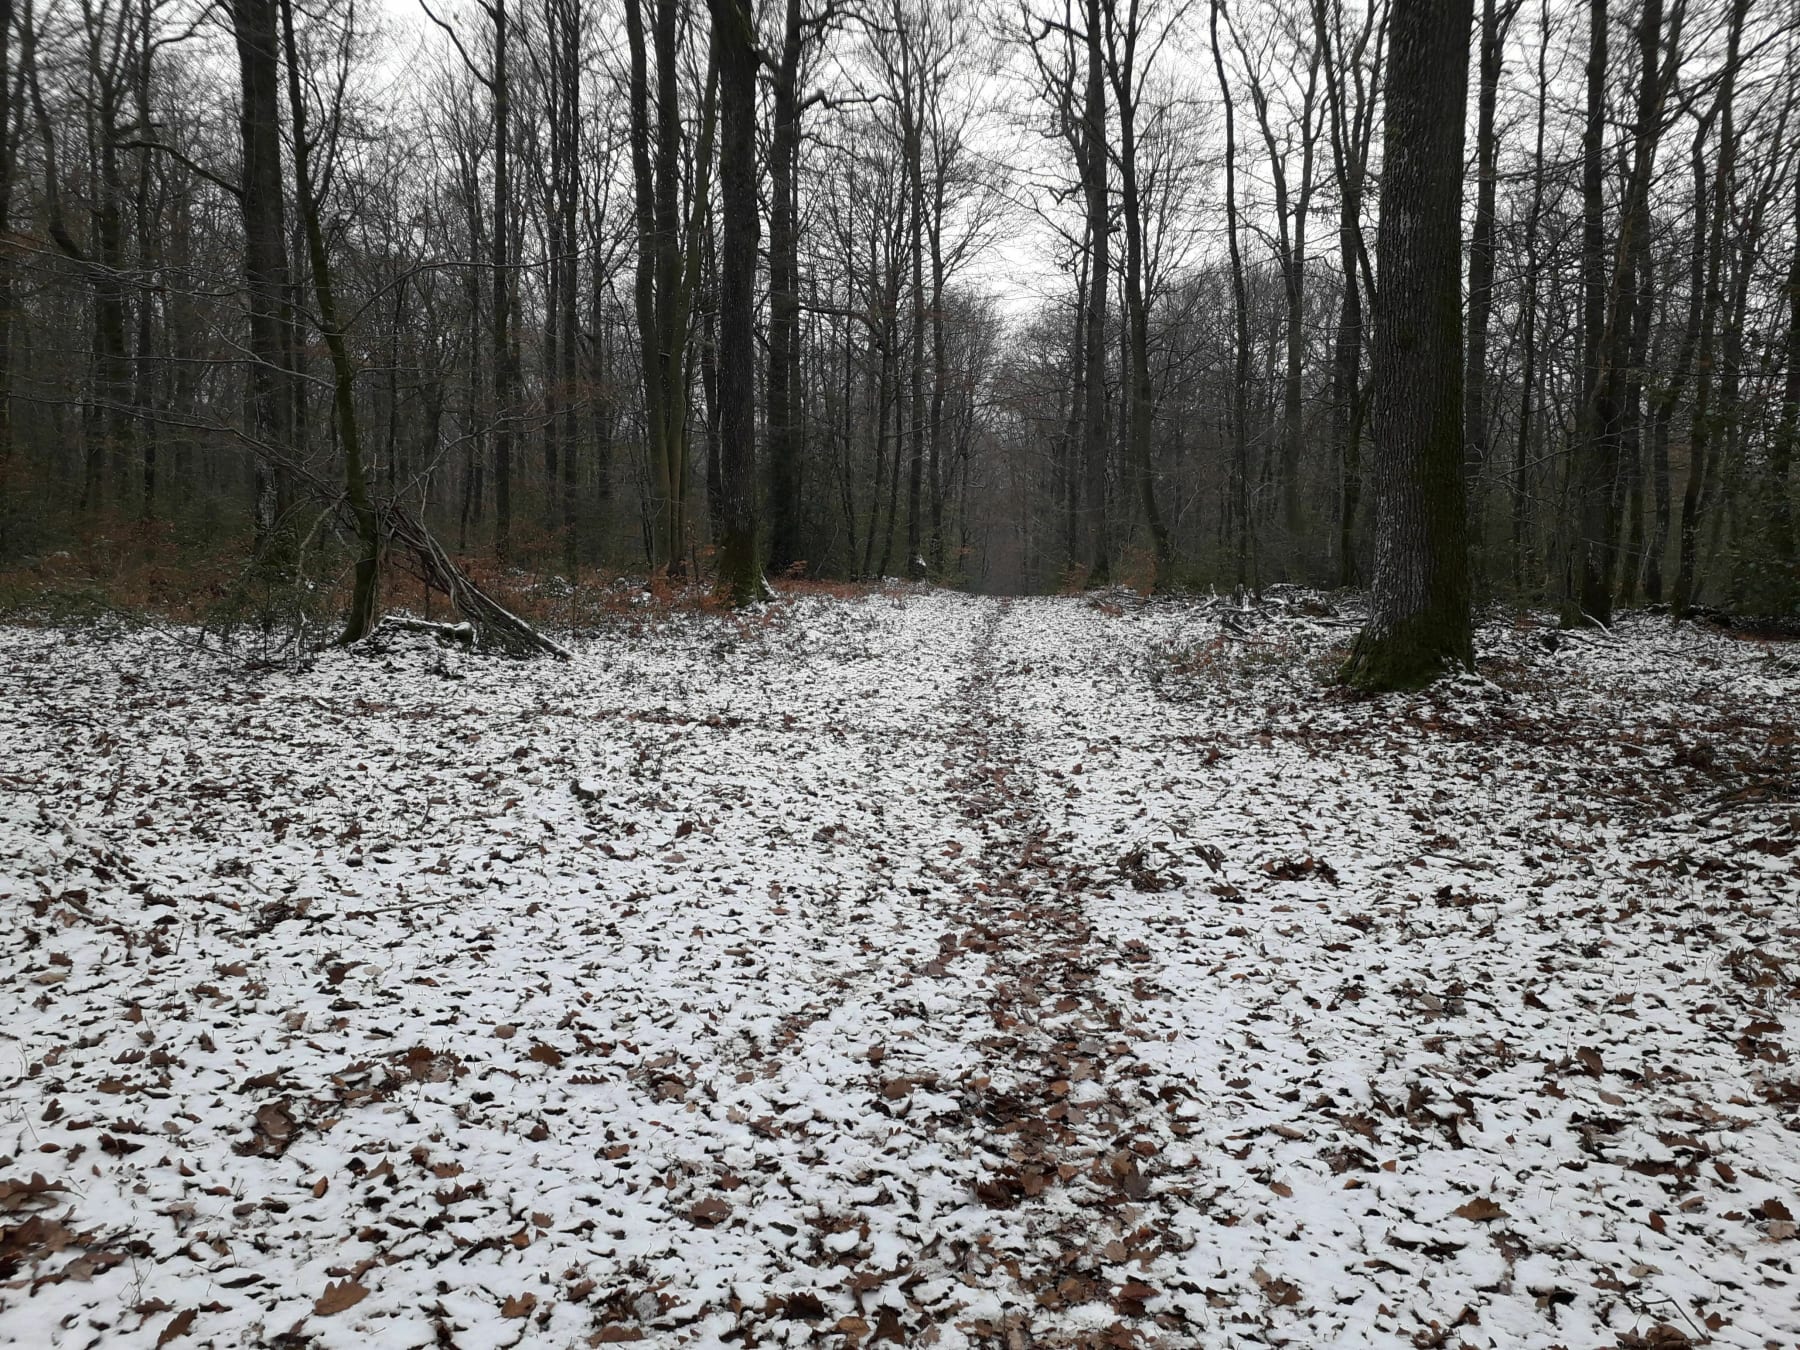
<box><xmin>0</xmin><ymin>0</ymin><xmax>1794</xmax><ymax>636</ymax></box>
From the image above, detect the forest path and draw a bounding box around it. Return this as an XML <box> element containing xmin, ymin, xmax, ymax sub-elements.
<box><xmin>858</xmin><ymin>596</ymin><xmax>1174</xmax><ymax>1339</ymax></box>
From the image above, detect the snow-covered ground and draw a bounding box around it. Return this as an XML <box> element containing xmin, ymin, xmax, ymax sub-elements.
<box><xmin>1</xmin><ymin>590</ymin><xmax>1796</xmax><ymax>1350</ymax></box>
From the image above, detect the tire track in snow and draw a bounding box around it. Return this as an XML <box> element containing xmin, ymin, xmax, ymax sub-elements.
<box><xmin>898</xmin><ymin>598</ymin><xmax>1175</xmax><ymax>1348</ymax></box>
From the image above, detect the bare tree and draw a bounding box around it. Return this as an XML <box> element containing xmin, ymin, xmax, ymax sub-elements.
<box><xmin>707</xmin><ymin>0</ymin><xmax>760</xmax><ymax>602</ymax></box>
<box><xmin>623</xmin><ymin>0</ymin><xmax>715</xmax><ymax>577</ymax></box>
<box><xmin>1343</xmin><ymin>0</ymin><xmax>1473</xmax><ymax>688</ymax></box>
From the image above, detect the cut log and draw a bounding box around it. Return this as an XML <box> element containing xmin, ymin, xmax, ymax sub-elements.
<box><xmin>374</xmin><ymin>615</ymin><xmax>474</xmax><ymax>644</ymax></box>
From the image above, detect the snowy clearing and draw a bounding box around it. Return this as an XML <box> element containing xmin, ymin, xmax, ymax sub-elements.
<box><xmin>2</xmin><ymin>590</ymin><xmax>1797</xmax><ymax>1350</ymax></box>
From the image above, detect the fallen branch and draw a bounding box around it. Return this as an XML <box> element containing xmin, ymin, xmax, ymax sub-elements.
<box><xmin>1694</xmin><ymin>776</ymin><xmax>1796</xmax><ymax>823</ymax></box>
<box><xmin>379</xmin><ymin>503</ymin><xmax>571</xmax><ymax>661</ymax></box>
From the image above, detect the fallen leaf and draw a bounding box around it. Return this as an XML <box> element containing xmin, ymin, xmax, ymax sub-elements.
<box><xmin>781</xmin><ymin>1291</ymin><xmax>827</xmax><ymax>1319</ymax></box>
<box><xmin>0</xmin><ymin>1174</ymin><xmax>71</xmax><ymax>1213</ymax></box>
<box><xmin>155</xmin><ymin>1308</ymin><xmax>197</xmax><ymax>1347</ymax></box>
<box><xmin>1454</xmin><ymin>1197</ymin><xmax>1508</xmax><ymax>1222</ymax></box>
<box><xmin>256</xmin><ymin>1103</ymin><xmax>293</xmax><ymax>1139</ymax></box>
<box><xmin>313</xmin><ymin>1280</ymin><xmax>369</xmax><ymax>1316</ymax></box>
<box><xmin>689</xmin><ymin>1197</ymin><xmax>730</xmax><ymax>1226</ymax></box>
<box><xmin>872</xmin><ymin>1307</ymin><xmax>905</xmax><ymax>1342</ymax></box>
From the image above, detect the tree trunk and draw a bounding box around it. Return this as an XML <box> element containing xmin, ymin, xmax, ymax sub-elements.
<box><xmin>1672</xmin><ymin>0</ymin><xmax>1745</xmax><ymax>618</ymax></box>
<box><xmin>1512</xmin><ymin>0</ymin><xmax>1550</xmax><ymax>592</ymax></box>
<box><xmin>1564</xmin><ymin>0</ymin><xmax>1618</xmax><ymax>627</ymax></box>
<box><xmin>1211</xmin><ymin>0</ymin><xmax>1250</xmax><ymax>590</ymax></box>
<box><xmin>1647</xmin><ymin>119</ymin><xmax>1711</xmax><ymax>603</ymax></box>
<box><xmin>1463</xmin><ymin>0</ymin><xmax>1507</xmax><ymax>535</ymax></box>
<box><xmin>1766</xmin><ymin>165</ymin><xmax>1800</xmax><ymax>592</ymax></box>
<box><xmin>1079</xmin><ymin>0</ymin><xmax>1110</xmax><ymax>585</ymax></box>
<box><xmin>279</xmin><ymin>0</ymin><xmax>378</xmax><ymax>642</ymax></box>
<box><xmin>1107</xmin><ymin>7</ymin><xmax>1170</xmax><ymax>585</ymax></box>
<box><xmin>927</xmin><ymin>184</ymin><xmax>949</xmax><ymax>572</ymax></box>
<box><xmin>490</xmin><ymin>0</ymin><xmax>515</xmax><ymax>564</ymax></box>
<box><xmin>624</xmin><ymin>0</ymin><xmax>713</xmax><ymax>578</ymax></box>
<box><xmin>1314</xmin><ymin>0</ymin><xmax>1377</xmax><ymax>590</ymax></box>
<box><xmin>765</xmin><ymin>0</ymin><xmax>805</xmax><ymax>573</ymax></box>
<box><xmin>1343</xmin><ymin>0</ymin><xmax>1474</xmax><ymax>689</ymax></box>
<box><xmin>228</xmin><ymin>0</ymin><xmax>296</xmax><ymax>555</ymax></box>
<box><xmin>557</xmin><ymin>20</ymin><xmax>579</xmax><ymax>572</ymax></box>
<box><xmin>0</xmin><ymin>0</ymin><xmax>14</xmax><ymax>535</ymax></box>
<box><xmin>904</xmin><ymin>60</ymin><xmax>927</xmax><ymax>579</ymax></box>
<box><xmin>708</xmin><ymin>0</ymin><xmax>761</xmax><ymax>605</ymax></box>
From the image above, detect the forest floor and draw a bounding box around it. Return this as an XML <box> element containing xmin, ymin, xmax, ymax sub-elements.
<box><xmin>1</xmin><ymin>588</ymin><xmax>1798</xmax><ymax>1350</ymax></box>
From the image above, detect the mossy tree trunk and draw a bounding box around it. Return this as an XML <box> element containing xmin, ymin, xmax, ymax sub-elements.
<box><xmin>278</xmin><ymin>0</ymin><xmax>378</xmax><ymax>643</ymax></box>
<box><xmin>1342</xmin><ymin>0</ymin><xmax>1474</xmax><ymax>691</ymax></box>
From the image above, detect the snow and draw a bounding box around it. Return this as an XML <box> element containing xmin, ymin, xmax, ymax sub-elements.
<box><xmin>1</xmin><ymin>589</ymin><xmax>1796</xmax><ymax>1348</ymax></box>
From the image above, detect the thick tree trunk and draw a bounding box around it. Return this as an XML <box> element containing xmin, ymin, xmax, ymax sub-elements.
<box><xmin>765</xmin><ymin>0</ymin><xmax>805</xmax><ymax>573</ymax></box>
<box><xmin>544</xmin><ymin>0</ymin><xmax>581</xmax><ymax>570</ymax></box>
<box><xmin>904</xmin><ymin>72</ymin><xmax>927</xmax><ymax>579</ymax></box>
<box><xmin>1613</xmin><ymin>0</ymin><xmax>1677</xmax><ymax>606</ymax></box>
<box><xmin>707</xmin><ymin>0</ymin><xmax>761</xmax><ymax>605</ymax></box>
<box><xmin>927</xmin><ymin>198</ymin><xmax>949</xmax><ymax>572</ymax></box>
<box><xmin>624</xmin><ymin>0</ymin><xmax>713</xmax><ymax>578</ymax></box>
<box><xmin>0</xmin><ymin>0</ymin><xmax>13</xmax><ymax>530</ymax></box>
<box><xmin>1063</xmin><ymin>247</ymin><xmax>1088</xmax><ymax>573</ymax></box>
<box><xmin>229</xmin><ymin>0</ymin><xmax>296</xmax><ymax>553</ymax></box>
<box><xmin>1343</xmin><ymin>0</ymin><xmax>1474</xmax><ymax>689</ymax></box>
<box><xmin>1079</xmin><ymin>0</ymin><xmax>1110</xmax><ymax>585</ymax></box>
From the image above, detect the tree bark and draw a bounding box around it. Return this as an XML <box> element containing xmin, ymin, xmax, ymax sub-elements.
<box><xmin>1512</xmin><ymin>0</ymin><xmax>1550</xmax><ymax>592</ymax></box>
<box><xmin>0</xmin><ymin>0</ymin><xmax>20</xmax><ymax>540</ymax></box>
<box><xmin>1646</xmin><ymin>118</ymin><xmax>1711</xmax><ymax>603</ymax></box>
<box><xmin>1343</xmin><ymin>0</ymin><xmax>1474</xmax><ymax>689</ymax></box>
<box><xmin>707</xmin><ymin>0</ymin><xmax>761</xmax><ymax>605</ymax></box>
